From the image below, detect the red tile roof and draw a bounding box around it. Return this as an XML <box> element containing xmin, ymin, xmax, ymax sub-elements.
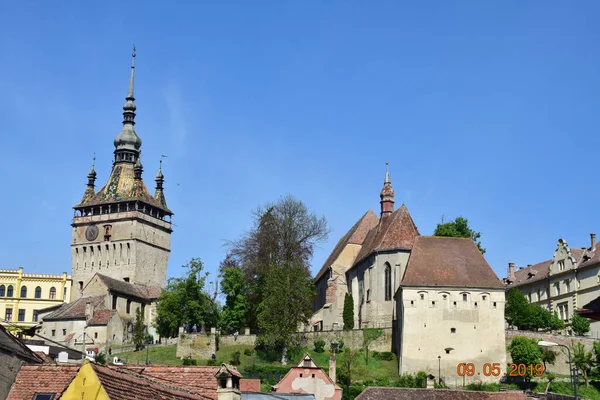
<box><xmin>509</xmin><ymin>260</ymin><xmax>552</xmax><ymax>287</ymax></box>
<box><xmin>95</xmin><ymin>274</ymin><xmax>162</xmax><ymax>300</ymax></box>
<box><xmin>6</xmin><ymin>365</ymin><xmax>79</xmax><ymax>400</ymax></box>
<box><xmin>314</xmin><ymin>210</ymin><xmax>379</xmax><ymax>281</ymax></box>
<box><xmin>356</xmin><ymin>387</ymin><xmax>526</xmax><ymax>400</ymax></box>
<box><xmin>353</xmin><ymin>205</ymin><xmax>419</xmax><ymax>268</ymax></box>
<box><xmin>42</xmin><ymin>295</ymin><xmax>106</xmax><ymax>321</ymax></box>
<box><xmin>88</xmin><ymin>309</ymin><xmax>117</xmax><ymax>326</ymax></box>
<box><xmin>116</xmin><ymin>365</ymin><xmax>222</xmax><ymax>399</ymax></box>
<box><xmin>92</xmin><ymin>363</ymin><xmax>207</xmax><ymax>400</ymax></box>
<box><xmin>241</xmin><ymin>379</ymin><xmax>261</xmax><ymax>392</ymax></box>
<box><xmin>401</xmin><ymin>237</ymin><xmax>504</xmax><ymax>288</ymax></box>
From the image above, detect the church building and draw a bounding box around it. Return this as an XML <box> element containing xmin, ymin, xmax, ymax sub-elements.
<box><xmin>312</xmin><ymin>166</ymin><xmax>506</xmax><ymax>382</ymax></box>
<box><xmin>38</xmin><ymin>49</ymin><xmax>173</xmax><ymax>349</ymax></box>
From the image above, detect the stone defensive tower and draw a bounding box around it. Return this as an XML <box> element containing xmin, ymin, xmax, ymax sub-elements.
<box><xmin>70</xmin><ymin>48</ymin><xmax>173</xmax><ymax>299</ymax></box>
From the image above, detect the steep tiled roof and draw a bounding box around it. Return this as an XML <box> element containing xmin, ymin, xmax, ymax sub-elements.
<box><xmin>42</xmin><ymin>295</ymin><xmax>106</xmax><ymax>321</ymax></box>
<box><xmin>241</xmin><ymin>379</ymin><xmax>261</xmax><ymax>392</ymax></box>
<box><xmin>76</xmin><ymin>163</ymin><xmax>172</xmax><ymax>214</ymax></box>
<box><xmin>578</xmin><ymin>243</ymin><xmax>600</xmax><ymax>268</ymax></box>
<box><xmin>353</xmin><ymin>205</ymin><xmax>419</xmax><ymax>268</ymax></box>
<box><xmin>95</xmin><ymin>274</ymin><xmax>162</xmax><ymax>300</ymax></box>
<box><xmin>509</xmin><ymin>260</ymin><xmax>552</xmax><ymax>286</ymax></box>
<box><xmin>315</xmin><ymin>210</ymin><xmax>379</xmax><ymax>281</ymax></box>
<box><xmin>356</xmin><ymin>387</ymin><xmax>526</xmax><ymax>400</ymax></box>
<box><xmin>34</xmin><ymin>351</ymin><xmax>57</xmax><ymax>364</ymax></box>
<box><xmin>6</xmin><ymin>365</ymin><xmax>79</xmax><ymax>400</ymax></box>
<box><xmin>117</xmin><ymin>365</ymin><xmax>222</xmax><ymax>399</ymax></box>
<box><xmin>401</xmin><ymin>237</ymin><xmax>504</xmax><ymax>288</ymax></box>
<box><xmin>88</xmin><ymin>309</ymin><xmax>117</xmax><ymax>326</ymax></box>
<box><xmin>0</xmin><ymin>324</ymin><xmax>42</xmax><ymax>364</ymax></box>
<box><xmin>92</xmin><ymin>363</ymin><xmax>207</xmax><ymax>400</ymax></box>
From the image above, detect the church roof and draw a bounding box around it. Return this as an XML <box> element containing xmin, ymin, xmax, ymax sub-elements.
<box><xmin>401</xmin><ymin>236</ymin><xmax>504</xmax><ymax>288</ymax></box>
<box><xmin>76</xmin><ymin>163</ymin><xmax>172</xmax><ymax>214</ymax></box>
<box><xmin>352</xmin><ymin>205</ymin><xmax>420</xmax><ymax>268</ymax></box>
<box><xmin>88</xmin><ymin>309</ymin><xmax>118</xmax><ymax>326</ymax></box>
<box><xmin>42</xmin><ymin>295</ymin><xmax>106</xmax><ymax>321</ymax></box>
<box><xmin>314</xmin><ymin>210</ymin><xmax>379</xmax><ymax>281</ymax></box>
<box><xmin>95</xmin><ymin>273</ymin><xmax>162</xmax><ymax>300</ymax></box>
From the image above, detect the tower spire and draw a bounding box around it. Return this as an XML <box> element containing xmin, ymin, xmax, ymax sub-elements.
<box><xmin>79</xmin><ymin>155</ymin><xmax>97</xmax><ymax>204</ymax></box>
<box><xmin>155</xmin><ymin>156</ymin><xmax>168</xmax><ymax>208</ymax></box>
<box><xmin>380</xmin><ymin>162</ymin><xmax>395</xmax><ymax>217</ymax></box>
<box><xmin>113</xmin><ymin>46</ymin><xmax>142</xmax><ymax>164</ymax></box>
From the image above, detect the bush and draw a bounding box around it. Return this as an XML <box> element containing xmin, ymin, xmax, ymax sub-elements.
<box><xmin>375</xmin><ymin>376</ymin><xmax>390</xmax><ymax>386</ymax></box>
<box><xmin>314</xmin><ymin>339</ymin><xmax>326</xmax><ymax>353</ymax></box>
<box><xmin>415</xmin><ymin>371</ymin><xmax>428</xmax><ymax>388</ymax></box>
<box><xmin>94</xmin><ymin>351</ymin><xmax>106</xmax><ymax>365</ymax></box>
<box><xmin>363</xmin><ymin>379</ymin><xmax>374</xmax><ymax>386</ymax></box>
<box><xmin>182</xmin><ymin>358</ymin><xmax>197</xmax><ymax>365</ymax></box>
<box><xmin>373</xmin><ymin>351</ymin><xmax>394</xmax><ymax>361</ymax></box>
<box><xmin>244</xmin><ymin>348</ymin><xmax>254</xmax><ymax>356</ymax></box>
<box><xmin>342</xmin><ymin>385</ymin><xmax>365</xmax><ymax>400</ymax></box>
<box><xmin>242</xmin><ymin>365</ymin><xmax>290</xmax><ymax>385</ymax></box>
<box><xmin>395</xmin><ymin>371</ymin><xmax>428</xmax><ymax>388</ymax></box>
<box><xmin>207</xmin><ymin>359</ymin><xmax>217</xmax><ymax>366</ymax></box>
<box><xmin>230</xmin><ymin>351</ymin><xmax>241</xmax><ymax>366</ymax></box>
<box><xmin>335</xmin><ymin>339</ymin><xmax>345</xmax><ymax>353</ymax></box>
<box><xmin>466</xmin><ymin>382</ymin><xmax>500</xmax><ymax>392</ymax></box>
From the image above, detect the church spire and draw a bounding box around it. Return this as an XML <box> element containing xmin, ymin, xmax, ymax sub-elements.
<box><xmin>380</xmin><ymin>162</ymin><xmax>395</xmax><ymax>217</ymax></box>
<box><xmin>80</xmin><ymin>156</ymin><xmax>97</xmax><ymax>204</ymax></box>
<box><xmin>113</xmin><ymin>46</ymin><xmax>142</xmax><ymax>164</ymax></box>
<box><xmin>154</xmin><ymin>159</ymin><xmax>168</xmax><ymax>208</ymax></box>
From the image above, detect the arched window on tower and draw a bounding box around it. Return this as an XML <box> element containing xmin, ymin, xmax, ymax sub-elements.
<box><xmin>0</xmin><ymin>285</ymin><xmax>5</xmax><ymax>297</ymax></box>
<box><xmin>20</xmin><ymin>286</ymin><xmax>27</xmax><ymax>298</ymax></box>
<box><xmin>49</xmin><ymin>287</ymin><xmax>56</xmax><ymax>299</ymax></box>
<box><xmin>384</xmin><ymin>263</ymin><xmax>392</xmax><ymax>301</ymax></box>
<box><xmin>7</xmin><ymin>285</ymin><xmax>13</xmax><ymax>298</ymax></box>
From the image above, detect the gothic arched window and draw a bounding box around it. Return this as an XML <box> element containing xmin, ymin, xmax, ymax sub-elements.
<box><xmin>0</xmin><ymin>285</ymin><xmax>5</xmax><ymax>297</ymax></box>
<box><xmin>7</xmin><ymin>285</ymin><xmax>13</xmax><ymax>298</ymax></box>
<box><xmin>20</xmin><ymin>286</ymin><xmax>27</xmax><ymax>298</ymax></box>
<box><xmin>49</xmin><ymin>287</ymin><xmax>56</xmax><ymax>299</ymax></box>
<box><xmin>384</xmin><ymin>263</ymin><xmax>392</xmax><ymax>301</ymax></box>
<box><xmin>35</xmin><ymin>286</ymin><xmax>42</xmax><ymax>299</ymax></box>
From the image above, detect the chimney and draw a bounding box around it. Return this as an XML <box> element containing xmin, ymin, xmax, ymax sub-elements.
<box><xmin>508</xmin><ymin>262</ymin><xmax>515</xmax><ymax>281</ymax></box>
<box><xmin>329</xmin><ymin>343</ymin><xmax>337</xmax><ymax>384</ymax></box>
<box><xmin>591</xmin><ymin>233</ymin><xmax>596</xmax><ymax>249</ymax></box>
<box><xmin>85</xmin><ymin>301</ymin><xmax>94</xmax><ymax>320</ymax></box>
<box><xmin>216</xmin><ymin>364</ymin><xmax>241</xmax><ymax>400</ymax></box>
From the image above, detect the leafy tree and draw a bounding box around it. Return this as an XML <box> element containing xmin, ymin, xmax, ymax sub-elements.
<box><xmin>508</xmin><ymin>336</ymin><xmax>542</xmax><ymax>381</ymax></box>
<box><xmin>133</xmin><ymin>307</ymin><xmax>146</xmax><ymax>351</ymax></box>
<box><xmin>571</xmin><ymin>314</ymin><xmax>591</xmax><ymax>336</ymax></box>
<box><xmin>433</xmin><ymin>216</ymin><xmax>485</xmax><ymax>254</ymax></box>
<box><xmin>338</xmin><ymin>348</ymin><xmax>361</xmax><ymax>386</ymax></box>
<box><xmin>572</xmin><ymin>341</ymin><xmax>593</xmax><ymax>387</ymax></box>
<box><xmin>505</xmin><ymin>288</ymin><xmax>561</xmax><ymax>331</ymax></box>
<box><xmin>257</xmin><ymin>260</ymin><xmax>315</xmax><ymax>357</ymax></box>
<box><xmin>343</xmin><ymin>293</ymin><xmax>354</xmax><ymax>331</ymax></box>
<box><xmin>229</xmin><ymin>195</ymin><xmax>329</xmax><ymax>357</ymax></box>
<box><xmin>94</xmin><ymin>351</ymin><xmax>106</xmax><ymax>365</ymax></box>
<box><xmin>549</xmin><ymin>312</ymin><xmax>565</xmax><ymax>331</ymax></box>
<box><xmin>541</xmin><ymin>348</ymin><xmax>557</xmax><ymax>372</ymax></box>
<box><xmin>219</xmin><ymin>254</ymin><xmax>249</xmax><ymax>332</ymax></box>
<box><xmin>155</xmin><ymin>258</ymin><xmax>219</xmax><ymax>338</ymax></box>
<box><xmin>362</xmin><ymin>328</ymin><xmax>383</xmax><ymax>365</ymax></box>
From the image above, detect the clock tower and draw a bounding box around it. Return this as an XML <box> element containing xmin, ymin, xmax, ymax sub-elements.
<box><xmin>71</xmin><ymin>49</ymin><xmax>173</xmax><ymax>299</ymax></box>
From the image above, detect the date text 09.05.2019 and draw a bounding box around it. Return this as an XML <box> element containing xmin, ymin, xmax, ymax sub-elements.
<box><xmin>456</xmin><ymin>363</ymin><xmax>545</xmax><ymax>377</ymax></box>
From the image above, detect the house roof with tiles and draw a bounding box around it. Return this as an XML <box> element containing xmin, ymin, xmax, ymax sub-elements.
<box><xmin>6</xmin><ymin>365</ymin><xmax>79</xmax><ymax>400</ymax></box>
<box><xmin>351</xmin><ymin>204</ymin><xmax>420</xmax><ymax>269</ymax></box>
<box><xmin>401</xmin><ymin>236</ymin><xmax>504</xmax><ymax>288</ymax></box>
<box><xmin>314</xmin><ymin>210</ymin><xmax>379</xmax><ymax>281</ymax></box>
<box><xmin>94</xmin><ymin>273</ymin><xmax>162</xmax><ymax>300</ymax></box>
<box><xmin>42</xmin><ymin>295</ymin><xmax>106</xmax><ymax>321</ymax></box>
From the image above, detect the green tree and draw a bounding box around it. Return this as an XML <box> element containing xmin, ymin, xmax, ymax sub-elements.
<box><xmin>541</xmin><ymin>348</ymin><xmax>557</xmax><ymax>372</ymax></box>
<box><xmin>338</xmin><ymin>348</ymin><xmax>361</xmax><ymax>386</ymax></box>
<box><xmin>343</xmin><ymin>293</ymin><xmax>354</xmax><ymax>331</ymax></box>
<box><xmin>155</xmin><ymin>258</ymin><xmax>219</xmax><ymax>338</ymax></box>
<box><xmin>257</xmin><ymin>260</ymin><xmax>315</xmax><ymax>356</ymax></box>
<box><xmin>508</xmin><ymin>336</ymin><xmax>542</xmax><ymax>381</ymax></box>
<box><xmin>549</xmin><ymin>312</ymin><xmax>565</xmax><ymax>331</ymax></box>
<box><xmin>505</xmin><ymin>288</ymin><xmax>559</xmax><ymax>331</ymax></box>
<box><xmin>229</xmin><ymin>195</ymin><xmax>329</xmax><ymax>357</ymax></box>
<box><xmin>133</xmin><ymin>307</ymin><xmax>146</xmax><ymax>351</ymax></box>
<box><xmin>571</xmin><ymin>314</ymin><xmax>591</xmax><ymax>336</ymax></box>
<box><xmin>433</xmin><ymin>216</ymin><xmax>485</xmax><ymax>254</ymax></box>
<box><xmin>219</xmin><ymin>254</ymin><xmax>249</xmax><ymax>332</ymax></box>
<box><xmin>362</xmin><ymin>328</ymin><xmax>383</xmax><ymax>365</ymax></box>
<box><xmin>572</xmin><ymin>341</ymin><xmax>593</xmax><ymax>387</ymax></box>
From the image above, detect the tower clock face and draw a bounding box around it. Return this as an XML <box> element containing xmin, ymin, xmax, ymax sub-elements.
<box><xmin>85</xmin><ymin>225</ymin><xmax>99</xmax><ymax>241</ymax></box>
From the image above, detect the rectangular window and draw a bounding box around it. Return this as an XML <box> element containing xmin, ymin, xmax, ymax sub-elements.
<box><xmin>463</xmin><ymin>294</ymin><xmax>468</xmax><ymax>301</ymax></box>
<box><xmin>62</xmin><ymin>329</ymin><xmax>66</xmax><ymax>336</ymax></box>
<box><xmin>18</xmin><ymin>309</ymin><xmax>25</xmax><ymax>322</ymax></box>
<box><xmin>51</xmin><ymin>330</ymin><xmax>55</xmax><ymax>337</ymax></box>
<box><xmin>5</xmin><ymin>308</ymin><xmax>12</xmax><ymax>322</ymax></box>
<box><xmin>33</xmin><ymin>310</ymin><xmax>39</xmax><ymax>322</ymax></box>
<box><xmin>33</xmin><ymin>394</ymin><xmax>55</xmax><ymax>400</ymax></box>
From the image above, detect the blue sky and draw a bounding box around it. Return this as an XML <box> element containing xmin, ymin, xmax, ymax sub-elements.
<box><xmin>1</xmin><ymin>1</ymin><xmax>599</xmax><ymax>290</ymax></box>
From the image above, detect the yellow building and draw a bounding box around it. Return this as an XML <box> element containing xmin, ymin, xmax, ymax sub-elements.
<box><xmin>0</xmin><ymin>267</ymin><xmax>71</xmax><ymax>332</ymax></box>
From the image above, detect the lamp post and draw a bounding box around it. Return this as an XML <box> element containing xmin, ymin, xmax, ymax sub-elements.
<box><xmin>538</xmin><ymin>340</ymin><xmax>577</xmax><ymax>399</ymax></box>
<box><xmin>438</xmin><ymin>356</ymin><xmax>441</xmax><ymax>386</ymax></box>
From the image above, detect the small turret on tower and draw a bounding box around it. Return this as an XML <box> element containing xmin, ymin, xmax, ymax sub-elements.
<box><xmin>380</xmin><ymin>162</ymin><xmax>395</xmax><ymax>217</ymax></box>
<box><xmin>154</xmin><ymin>159</ymin><xmax>168</xmax><ymax>209</ymax></box>
<box><xmin>79</xmin><ymin>156</ymin><xmax>97</xmax><ymax>204</ymax></box>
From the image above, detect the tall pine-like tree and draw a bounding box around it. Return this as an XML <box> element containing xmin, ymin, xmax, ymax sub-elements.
<box><xmin>343</xmin><ymin>293</ymin><xmax>354</xmax><ymax>330</ymax></box>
